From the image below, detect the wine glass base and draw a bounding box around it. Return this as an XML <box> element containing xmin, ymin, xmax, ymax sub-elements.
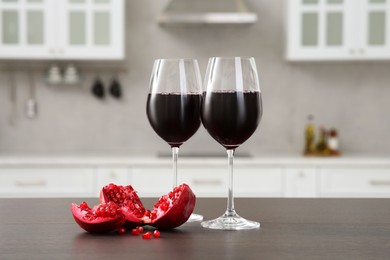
<box><xmin>186</xmin><ymin>213</ymin><xmax>203</xmax><ymax>222</ymax></box>
<box><xmin>201</xmin><ymin>211</ymin><xmax>260</xmax><ymax>230</ymax></box>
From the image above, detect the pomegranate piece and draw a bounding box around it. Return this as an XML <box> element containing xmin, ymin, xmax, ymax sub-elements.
<box><xmin>153</xmin><ymin>230</ymin><xmax>161</xmax><ymax>239</ymax></box>
<box><xmin>136</xmin><ymin>226</ymin><xmax>144</xmax><ymax>233</ymax></box>
<box><xmin>100</xmin><ymin>183</ymin><xmax>147</xmax><ymax>228</ymax></box>
<box><xmin>150</xmin><ymin>184</ymin><xmax>196</xmax><ymax>229</ymax></box>
<box><xmin>71</xmin><ymin>201</ymin><xmax>125</xmax><ymax>233</ymax></box>
<box><xmin>117</xmin><ymin>227</ymin><xmax>126</xmax><ymax>234</ymax></box>
<box><xmin>131</xmin><ymin>228</ymin><xmax>140</xmax><ymax>235</ymax></box>
<box><xmin>142</xmin><ymin>232</ymin><xmax>152</xmax><ymax>239</ymax></box>
<box><xmin>100</xmin><ymin>183</ymin><xmax>196</xmax><ymax>229</ymax></box>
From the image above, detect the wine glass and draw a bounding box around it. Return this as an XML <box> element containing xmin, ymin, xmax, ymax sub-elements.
<box><xmin>201</xmin><ymin>57</ymin><xmax>263</xmax><ymax>230</ymax></box>
<box><xmin>146</xmin><ymin>58</ymin><xmax>203</xmax><ymax>222</ymax></box>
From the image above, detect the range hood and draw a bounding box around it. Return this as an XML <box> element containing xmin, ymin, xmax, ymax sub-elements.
<box><xmin>158</xmin><ymin>0</ymin><xmax>257</xmax><ymax>25</ymax></box>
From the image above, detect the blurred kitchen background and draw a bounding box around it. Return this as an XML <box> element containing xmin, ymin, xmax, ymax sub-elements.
<box><xmin>0</xmin><ymin>0</ymin><xmax>389</xmax><ymax>156</ymax></box>
<box><xmin>0</xmin><ymin>0</ymin><xmax>390</xmax><ymax>197</ymax></box>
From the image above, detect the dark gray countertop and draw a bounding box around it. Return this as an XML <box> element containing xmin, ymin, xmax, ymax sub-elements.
<box><xmin>0</xmin><ymin>197</ymin><xmax>389</xmax><ymax>259</ymax></box>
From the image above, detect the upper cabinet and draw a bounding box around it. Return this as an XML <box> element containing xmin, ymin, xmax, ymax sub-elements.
<box><xmin>286</xmin><ymin>0</ymin><xmax>390</xmax><ymax>61</ymax></box>
<box><xmin>0</xmin><ymin>0</ymin><xmax>124</xmax><ymax>60</ymax></box>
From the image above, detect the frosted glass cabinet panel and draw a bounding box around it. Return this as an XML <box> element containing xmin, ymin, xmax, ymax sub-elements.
<box><xmin>56</xmin><ymin>0</ymin><xmax>124</xmax><ymax>59</ymax></box>
<box><xmin>0</xmin><ymin>0</ymin><xmax>124</xmax><ymax>60</ymax></box>
<box><xmin>358</xmin><ymin>0</ymin><xmax>390</xmax><ymax>58</ymax></box>
<box><xmin>287</xmin><ymin>0</ymin><xmax>390</xmax><ymax>60</ymax></box>
<box><xmin>0</xmin><ymin>0</ymin><xmax>52</xmax><ymax>58</ymax></box>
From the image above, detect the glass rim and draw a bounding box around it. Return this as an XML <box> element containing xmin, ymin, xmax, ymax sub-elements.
<box><xmin>154</xmin><ymin>58</ymin><xmax>199</xmax><ymax>62</ymax></box>
<box><xmin>208</xmin><ymin>56</ymin><xmax>255</xmax><ymax>60</ymax></box>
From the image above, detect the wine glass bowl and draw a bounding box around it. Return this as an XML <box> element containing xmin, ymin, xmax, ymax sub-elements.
<box><xmin>201</xmin><ymin>57</ymin><xmax>263</xmax><ymax>230</ymax></box>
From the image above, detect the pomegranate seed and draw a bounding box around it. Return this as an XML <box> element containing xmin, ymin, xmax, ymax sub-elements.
<box><xmin>153</xmin><ymin>230</ymin><xmax>161</xmax><ymax>239</ymax></box>
<box><xmin>131</xmin><ymin>229</ymin><xmax>139</xmax><ymax>236</ymax></box>
<box><xmin>142</xmin><ymin>232</ymin><xmax>152</xmax><ymax>239</ymax></box>
<box><xmin>136</xmin><ymin>226</ymin><xmax>144</xmax><ymax>233</ymax></box>
<box><xmin>117</xmin><ymin>227</ymin><xmax>126</xmax><ymax>234</ymax></box>
<box><xmin>144</xmin><ymin>210</ymin><xmax>151</xmax><ymax>217</ymax></box>
<box><xmin>79</xmin><ymin>201</ymin><xmax>90</xmax><ymax>210</ymax></box>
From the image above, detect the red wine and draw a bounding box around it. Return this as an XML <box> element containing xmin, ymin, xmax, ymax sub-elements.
<box><xmin>147</xmin><ymin>93</ymin><xmax>202</xmax><ymax>147</ymax></box>
<box><xmin>201</xmin><ymin>91</ymin><xmax>262</xmax><ymax>149</ymax></box>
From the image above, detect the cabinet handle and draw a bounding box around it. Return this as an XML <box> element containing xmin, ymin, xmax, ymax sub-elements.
<box><xmin>349</xmin><ymin>49</ymin><xmax>355</xmax><ymax>54</ymax></box>
<box><xmin>359</xmin><ymin>49</ymin><xmax>365</xmax><ymax>54</ymax></box>
<box><xmin>369</xmin><ymin>180</ymin><xmax>390</xmax><ymax>186</ymax></box>
<box><xmin>193</xmin><ymin>179</ymin><xmax>222</xmax><ymax>185</ymax></box>
<box><xmin>15</xmin><ymin>179</ymin><xmax>47</xmax><ymax>187</ymax></box>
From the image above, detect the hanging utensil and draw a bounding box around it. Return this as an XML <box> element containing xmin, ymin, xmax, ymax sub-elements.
<box><xmin>91</xmin><ymin>76</ymin><xmax>105</xmax><ymax>99</ymax></box>
<box><xmin>26</xmin><ymin>72</ymin><xmax>38</xmax><ymax>119</ymax></box>
<box><xmin>8</xmin><ymin>70</ymin><xmax>17</xmax><ymax>125</ymax></box>
<box><xmin>109</xmin><ymin>73</ymin><xmax>122</xmax><ymax>99</ymax></box>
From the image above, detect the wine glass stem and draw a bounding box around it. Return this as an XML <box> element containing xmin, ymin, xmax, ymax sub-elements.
<box><xmin>172</xmin><ymin>147</ymin><xmax>179</xmax><ymax>188</ymax></box>
<box><xmin>226</xmin><ymin>149</ymin><xmax>235</xmax><ymax>215</ymax></box>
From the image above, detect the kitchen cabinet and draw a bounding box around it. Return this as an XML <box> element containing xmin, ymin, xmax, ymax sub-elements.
<box><xmin>0</xmin><ymin>167</ymin><xmax>94</xmax><ymax>197</ymax></box>
<box><xmin>0</xmin><ymin>157</ymin><xmax>389</xmax><ymax>198</ymax></box>
<box><xmin>286</xmin><ymin>0</ymin><xmax>390</xmax><ymax>60</ymax></box>
<box><xmin>130</xmin><ymin>165</ymin><xmax>284</xmax><ymax>198</ymax></box>
<box><xmin>284</xmin><ymin>167</ymin><xmax>318</xmax><ymax>197</ymax></box>
<box><xmin>319</xmin><ymin>166</ymin><xmax>390</xmax><ymax>197</ymax></box>
<box><xmin>95</xmin><ymin>167</ymin><xmax>128</xmax><ymax>196</ymax></box>
<box><xmin>0</xmin><ymin>0</ymin><xmax>124</xmax><ymax>60</ymax></box>
<box><xmin>128</xmin><ymin>167</ymin><xmax>172</xmax><ymax>198</ymax></box>
<box><xmin>181</xmin><ymin>165</ymin><xmax>284</xmax><ymax>197</ymax></box>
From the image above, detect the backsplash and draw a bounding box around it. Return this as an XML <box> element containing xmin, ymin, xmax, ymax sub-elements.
<box><xmin>0</xmin><ymin>0</ymin><xmax>389</xmax><ymax>156</ymax></box>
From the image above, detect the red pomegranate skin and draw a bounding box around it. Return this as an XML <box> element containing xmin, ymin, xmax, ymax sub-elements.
<box><xmin>151</xmin><ymin>184</ymin><xmax>196</xmax><ymax>229</ymax></box>
<box><xmin>71</xmin><ymin>202</ymin><xmax>126</xmax><ymax>233</ymax></box>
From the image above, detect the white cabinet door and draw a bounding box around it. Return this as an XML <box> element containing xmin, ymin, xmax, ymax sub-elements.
<box><xmin>180</xmin><ymin>165</ymin><xmax>284</xmax><ymax>198</ymax></box>
<box><xmin>179</xmin><ymin>166</ymin><xmax>228</xmax><ymax>197</ymax></box>
<box><xmin>0</xmin><ymin>0</ymin><xmax>124</xmax><ymax>60</ymax></box>
<box><xmin>128</xmin><ymin>167</ymin><xmax>172</xmax><ymax>198</ymax></box>
<box><xmin>129</xmin><ymin>165</ymin><xmax>284</xmax><ymax>198</ymax></box>
<box><xmin>95</xmin><ymin>167</ymin><xmax>128</xmax><ymax>196</ymax></box>
<box><xmin>0</xmin><ymin>167</ymin><xmax>95</xmax><ymax>197</ymax></box>
<box><xmin>287</xmin><ymin>0</ymin><xmax>356</xmax><ymax>60</ymax></box>
<box><xmin>285</xmin><ymin>167</ymin><xmax>318</xmax><ymax>197</ymax></box>
<box><xmin>0</xmin><ymin>0</ymin><xmax>54</xmax><ymax>58</ymax></box>
<box><xmin>358</xmin><ymin>0</ymin><xmax>390</xmax><ymax>59</ymax></box>
<box><xmin>319</xmin><ymin>166</ymin><xmax>390</xmax><ymax>197</ymax></box>
<box><xmin>56</xmin><ymin>0</ymin><xmax>124</xmax><ymax>59</ymax></box>
<box><xmin>287</xmin><ymin>0</ymin><xmax>390</xmax><ymax>60</ymax></box>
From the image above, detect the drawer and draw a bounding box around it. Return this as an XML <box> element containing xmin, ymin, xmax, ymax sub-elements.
<box><xmin>235</xmin><ymin>167</ymin><xmax>284</xmax><ymax>197</ymax></box>
<box><xmin>319</xmin><ymin>167</ymin><xmax>390</xmax><ymax>197</ymax></box>
<box><xmin>130</xmin><ymin>166</ymin><xmax>283</xmax><ymax>198</ymax></box>
<box><xmin>95</xmin><ymin>167</ymin><xmax>129</xmax><ymax>196</ymax></box>
<box><xmin>285</xmin><ymin>167</ymin><xmax>318</xmax><ymax>197</ymax></box>
<box><xmin>128</xmin><ymin>167</ymin><xmax>172</xmax><ymax>197</ymax></box>
<box><xmin>180</xmin><ymin>166</ymin><xmax>284</xmax><ymax>197</ymax></box>
<box><xmin>179</xmin><ymin>167</ymin><xmax>227</xmax><ymax>197</ymax></box>
<box><xmin>0</xmin><ymin>168</ymin><xmax>95</xmax><ymax>198</ymax></box>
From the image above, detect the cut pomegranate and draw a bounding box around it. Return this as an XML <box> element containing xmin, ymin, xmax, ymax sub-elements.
<box><xmin>71</xmin><ymin>201</ymin><xmax>125</xmax><ymax>233</ymax></box>
<box><xmin>100</xmin><ymin>183</ymin><xmax>196</xmax><ymax>229</ymax></box>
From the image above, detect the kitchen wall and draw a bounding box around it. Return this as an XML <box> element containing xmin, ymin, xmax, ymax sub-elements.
<box><xmin>0</xmin><ymin>0</ymin><xmax>389</xmax><ymax>157</ymax></box>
